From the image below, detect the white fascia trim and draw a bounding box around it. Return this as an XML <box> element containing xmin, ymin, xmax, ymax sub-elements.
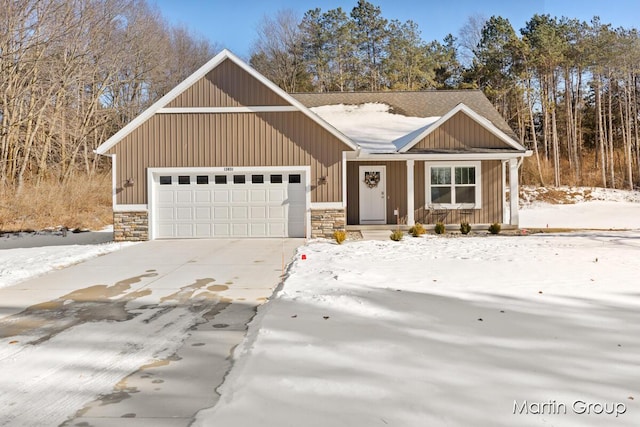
<box><xmin>310</xmin><ymin>202</ymin><xmax>344</xmax><ymax>209</ymax></box>
<box><xmin>110</xmin><ymin>153</ymin><xmax>117</xmax><ymax>209</ymax></box>
<box><xmin>347</xmin><ymin>152</ymin><xmax>529</xmax><ymax>161</ymax></box>
<box><xmin>157</xmin><ymin>106</ymin><xmax>299</xmax><ymax>114</ymax></box>
<box><xmin>114</xmin><ymin>204</ymin><xmax>148</xmax><ymax>212</ymax></box>
<box><xmin>424</xmin><ymin>160</ymin><xmax>482</xmax><ymax>209</ymax></box>
<box><xmin>96</xmin><ymin>49</ymin><xmax>357</xmax><ymax>154</ymax></box>
<box><xmin>341</xmin><ymin>152</ymin><xmax>347</xmax><ymax>209</ymax></box>
<box><xmin>399</xmin><ymin>103</ymin><xmax>527</xmax><ymax>153</ymax></box>
<box><xmin>148</xmin><ymin>165</ymin><xmax>310</xmax><ymax>174</ymax></box>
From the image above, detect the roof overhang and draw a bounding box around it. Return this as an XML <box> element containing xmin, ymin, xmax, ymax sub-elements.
<box><xmin>95</xmin><ymin>49</ymin><xmax>357</xmax><ymax>155</ymax></box>
<box><xmin>346</xmin><ymin>150</ymin><xmax>533</xmax><ymax>161</ymax></box>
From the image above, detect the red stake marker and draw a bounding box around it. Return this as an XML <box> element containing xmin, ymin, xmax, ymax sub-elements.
<box><xmin>301</xmin><ymin>254</ymin><xmax>307</xmax><ymax>260</ymax></box>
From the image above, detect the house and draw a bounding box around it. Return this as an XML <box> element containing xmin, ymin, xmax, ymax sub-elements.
<box><xmin>95</xmin><ymin>49</ymin><xmax>531</xmax><ymax>241</ymax></box>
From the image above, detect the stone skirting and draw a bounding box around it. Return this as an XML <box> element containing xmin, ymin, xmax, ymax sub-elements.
<box><xmin>114</xmin><ymin>211</ymin><xmax>149</xmax><ymax>242</ymax></box>
<box><xmin>311</xmin><ymin>208</ymin><xmax>346</xmax><ymax>239</ymax></box>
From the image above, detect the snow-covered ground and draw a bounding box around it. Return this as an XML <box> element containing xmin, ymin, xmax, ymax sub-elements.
<box><xmin>193</xmin><ymin>189</ymin><xmax>640</xmax><ymax>427</ymax></box>
<box><xmin>1</xmin><ymin>187</ymin><xmax>639</xmax><ymax>426</ymax></box>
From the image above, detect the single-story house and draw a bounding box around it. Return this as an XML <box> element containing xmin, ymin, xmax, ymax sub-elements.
<box><xmin>95</xmin><ymin>49</ymin><xmax>532</xmax><ymax>241</ymax></box>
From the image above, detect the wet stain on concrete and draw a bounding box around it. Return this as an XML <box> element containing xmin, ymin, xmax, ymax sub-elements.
<box><xmin>212</xmin><ymin>323</ymin><xmax>229</xmax><ymax>329</ymax></box>
<box><xmin>160</xmin><ymin>278</ymin><xmax>216</xmax><ymax>304</ymax></box>
<box><xmin>0</xmin><ymin>272</ymin><xmax>158</xmax><ymax>344</ymax></box>
<box><xmin>151</xmin><ymin>379</ymin><xmax>164</xmax><ymax>384</ymax></box>
<box><xmin>207</xmin><ymin>284</ymin><xmax>228</xmax><ymax>292</ymax></box>
<box><xmin>192</xmin><ymin>342</ymin><xmax>205</xmax><ymax>346</ymax></box>
<box><xmin>121</xmin><ymin>413</ymin><xmax>136</xmax><ymax>418</ymax></box>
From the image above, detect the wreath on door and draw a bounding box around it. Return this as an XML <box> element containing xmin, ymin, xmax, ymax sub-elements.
<box><xmin>363</xmin><ymin>171</ymin><xmax>381</xmax><ymax>188</ymax></box>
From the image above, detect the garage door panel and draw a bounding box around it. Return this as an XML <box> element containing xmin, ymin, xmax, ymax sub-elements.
<box><xmin>250</xmin><ymin>223</ymin><xmax>267</xmax><ymax>237</ymax></box>
<box><xmin>157</xmin><ymin>207</ymin><xmax>174</xmax><ymax>220</ymax></box>
<box><xmin>231</xmin><ymin>206</ymin><xmax>248</xmax><ymax>219</ymax></box>
<box><xmin>214</xmin><ymin>206</ymin><xmax>229</xmax><ymax>219</ymax></box>
<box><xmin>213</xmin><ymin>190</ymin><xmax>229</xmax><ymax>203</ymax></box>
<box><xmin>157</xmin><ymin>191</ymin><xmax>174</xmax><ymax>203</ymax></box>
<box><xmin>232</xmin><ymin>223</ymin><xmax>248</xmax><ymax>236</ymax></box>
<box><xmin>250</xmin><ymin>206</ymin><xmax>267</xmax><ymax>219</ymax></box>
<box><xmin>231</xmin><ymin>190</ymin><xmax>248</xmax><ymax>202</ymax></box>
<box><xmin>154</xmin><ymin>171</ymin><xmax>307</xmax><ymax>239</ymax></box>
<box><xmin>195</xmin><ymin>223</ymin><xmax>212</xmax><ymax>237</ymax></box>
<box><xmin>194</xmin><ymin>190</ymin><xmax>211</xmax><ymax>203</ymax></box>
<box><xmin>176</xmin><ymin>207</ymin><xmax>192</xmax><ymax>220</ymax></box>
<box><xmin>214</xmin><ymin>223</ymin><xmax>230</xmax><ymax>237</ymax></box>
<box><xmin>176</xmin><ymin>191</ymin><xmax>192</xmax><ymax>203</ymax></box>
<box><xmin>195</xmin><ymin>207</ymin><xmax>211</xmax><ymax>220</ymax></box>
<box><xmin>269</xmin><ymin>189</ymin><xmax>286</xmax><ymax>202</ymax></box>
<box><xmin>250</xmin><ymin>189</ymin><xmax>267</xmax><ymax>202</ymax></box>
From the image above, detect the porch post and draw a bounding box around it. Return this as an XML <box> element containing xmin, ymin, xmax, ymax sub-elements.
<box><xmin>509</xmin><ymin>158</ymin><xmax>519</xmax><ymax>226</ymax></box>
<box><xmin>406</xmin><ymin>159</ymin><xmax>415</xmax><ymax>226</ymax></box>
<box><xmin>502</xmin><ymin>160</ymin><xmax>508</xmax><ymax>223</ymax></box>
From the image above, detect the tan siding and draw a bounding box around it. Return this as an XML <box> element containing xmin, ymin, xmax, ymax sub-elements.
<box><xmin>410</xmin><ymin>111</ymin><xmax>512</xmax><ymax>151</ymax></box>
<box><xmin>114</xmin><ymin>112</ymin><xmax>348</xmax><ymax>204</ymax></box>
<box><xmin>347</xmin><ymin>161</ymin><xmax>407</xmax><ymax>225</ymax></box>
<box><xmin>166</xmin><ymin>59</ymin><xmax>289</xmax><ymax>108</ymax></box>
<box><xmin>413</xmin><ymin>160</ymin><xmax>503</xmax><ymax>224</ymax></box>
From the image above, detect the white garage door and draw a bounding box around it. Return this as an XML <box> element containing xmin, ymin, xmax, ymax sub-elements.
<box><xmin>153</xmin><ymin>171</ymin><xmax>306</xmax><ymax>238</ymax></box>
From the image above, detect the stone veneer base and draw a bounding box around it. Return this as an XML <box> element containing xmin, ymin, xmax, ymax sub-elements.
<box><xmin>114</xmin><ymin>211</ymin><xmax>149</xmax><ymax>242</ymax></box>
<box><xmin>310</xmin><ymin>208</ymin><xmax>346</xmax><ymax>239</ymax></box>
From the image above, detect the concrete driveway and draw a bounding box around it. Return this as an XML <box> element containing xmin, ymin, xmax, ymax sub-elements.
<box><xmin>0</xmin><ymin>238</ymin><xmax>303</xmax><ymax>427</ymax></box>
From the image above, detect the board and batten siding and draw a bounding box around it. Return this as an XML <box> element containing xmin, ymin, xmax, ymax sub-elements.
<box><xmin>409</xmin><ymin>111</ymin><xmax>512</xmax><ymax>151</ymax></box>
<box><xmin>112</xmin><ymin>111</ymin><xmax>347</xmax><ymax>205</ymax></box>
<box><xmin>414</xmin><ymin>160</ymin><xmax>503</xmax><ymax>224</ymax></box>
<box><xmin>347</xmin><ymin>159</ymin><xmax>503</xmax><ymax>225</ymax></box>
<box><xmin>167</xmin><ymin>58</ymin><xmax>289</xmax><ymax>108</ymax></box>
<box><xmin>347</xmin><ymin>161</ymin><xmax>407</xmax><ymax>225</ymax></box>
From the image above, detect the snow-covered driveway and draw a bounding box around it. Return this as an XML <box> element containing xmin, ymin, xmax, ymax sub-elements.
<box><xmin>0</xmin><ymin>238</ymin><xmax>302</xmax><ymax>427</ymax></box>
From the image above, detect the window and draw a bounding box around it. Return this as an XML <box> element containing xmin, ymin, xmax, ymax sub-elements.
<box><xmin>427</xmin><ymin>163</ymin><xmax>481</xmax><ymax>208</ymax></box>
<box><xmin>178</xmin><ymin>176</ymin><xmax>190</xmax><ymax>185</ymax></box>
<box><xmin>196</xmin><ymin>175</ymin><xmax>209</xmax><ymax>184</ymax></box>
<box><xmin>289</xmin><ymin>174</ymin><xmax>301</xmax><ymax>184</ymax></box>
<box><xmin>270</xmin><ymin>174</ymin><xmax>283</xmax><ymax>183</ymax></box>
<box><xmin>252</xmin><ymin>174</ymin><xmax>264</xmax><ymax>184</ymax></box>
<box><xmin>215</xmin><ymin>175</ymin><xmax>227</xmax><ymax>184</ymax></box>
<box><xmin>233</xmin><ymin>175</ymin><xmax>246</xmax><ymax>184</ymax></box>
<box><xmin>159</xmin><ymin>176</ymin><xmax>172</xmax><ymax>185</ymax></box>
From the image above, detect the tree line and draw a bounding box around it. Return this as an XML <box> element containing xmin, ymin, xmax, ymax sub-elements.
<box><xmin>251</xmin><ymin>1</ymin><xmax>640</xmax><ymax>190</ymax></box>
<box><xmin>0</xmin><ymin>0</ymin><xmax>217</xmax><ymax>190</ymax></box>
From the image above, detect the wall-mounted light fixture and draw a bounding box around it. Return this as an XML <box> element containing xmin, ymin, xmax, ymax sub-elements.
<box><xmin>125</xmin><ymin>178</ymin><xmax>135</xmax><ymax>187</ymax></box>
<box><xmin>318</xmin><ymin>176</ymin><xmax>327</xmax><ymax>185</ymax></box>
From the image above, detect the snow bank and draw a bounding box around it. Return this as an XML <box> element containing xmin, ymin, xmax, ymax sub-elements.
<box><xmin>0</xmin><ymin>242</ymin><xmax>135</xmax><ymax>289</ymax></box>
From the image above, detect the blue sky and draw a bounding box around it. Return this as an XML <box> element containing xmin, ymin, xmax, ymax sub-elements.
<box><xmin>152</xmin><ymin>0</ymin><xmax>640</xmax><ymax>59</ymax></box>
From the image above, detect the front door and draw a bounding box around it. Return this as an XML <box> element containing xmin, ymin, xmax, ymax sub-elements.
<box><xmin>359</xmin><ymin>165</ymin><xmax>386</xmax><ymax>224</ymax></box>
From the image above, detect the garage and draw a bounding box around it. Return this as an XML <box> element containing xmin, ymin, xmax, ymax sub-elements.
<box><xmin>150</xmin><ymin>168</ymin><xmax>307</xmax><ymax>238</ymax></box>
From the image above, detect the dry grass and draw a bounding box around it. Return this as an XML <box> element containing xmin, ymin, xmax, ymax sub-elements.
<box><xmin>521</xmin><ymin>149</ymin><xmax>636</xmax><ymax>189</ymax></box>
<box><xmin>0</xmin><ymin>173</ymin><xmax>112</xmax><ymax>232</ymax></box>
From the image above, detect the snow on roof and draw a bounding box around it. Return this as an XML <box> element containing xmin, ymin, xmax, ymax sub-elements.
<box><xmin>310</xmin><ymin>103</ymin><xmax>439</xmax><ymax>153</ymax></box>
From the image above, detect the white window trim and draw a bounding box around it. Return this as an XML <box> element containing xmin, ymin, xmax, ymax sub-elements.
<box><xmin>425</xmin><ymin>161</ymin><xmax>482</xmax><ymax>209</ymax></box>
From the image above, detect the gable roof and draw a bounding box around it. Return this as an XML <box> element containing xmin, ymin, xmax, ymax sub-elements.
<box><xmin>292</xmin><ymin>90</ymin><xmax>518</xmax><ymax>140</ymax></box>
<box><xmin>95</xmin><ymin>49</ymin><xmax>357</xmax><ymax>155</ymax></box>
<box><xmin>399</xmin><ymin>103</ymin><xmax>527</xmax><ymax>152</ymax></box>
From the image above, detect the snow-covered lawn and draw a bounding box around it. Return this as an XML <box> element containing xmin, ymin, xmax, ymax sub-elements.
<box><xmin>196</xmin><ymin>232</ymin><xmax>640</xmax><ymax>426</ymax></box>
<box><xmin>0</xmin><ymin>241</ymin><xmax>135</xmax><ymax>289</ymax></box>
<box><xmin>194</xmin><ymin>189</ymin><xmax>640</xmax><ymax>427</ymax></box>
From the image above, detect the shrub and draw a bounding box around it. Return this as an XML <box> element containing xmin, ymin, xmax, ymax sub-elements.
<box><xmin>488</xmin><ymin>222</ymin><xmax>502</xmax><ymax>234</ymax></box>
<box><xmin>390</xmin><ymin>230</ymin><xmax>404</xmax><ymax>241</ymax></box>
<box><xmin>409</xmin><ymin>222</ymin><xmax>426</xmax><ymax>237</ymax></box>
<box><xmin>333</xmin><ymin>230</ymin><xmax>346</xmax><ymax>244</ymax></box>
<box><xmin>434</xmin><ymin>222</ymin><xmax>446</xmax><ymax>234</ymax></box>
<box><xmin>460</xmin><ymin>222</ymin><xmax>471</xmax><ymax>235</ymax></box>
